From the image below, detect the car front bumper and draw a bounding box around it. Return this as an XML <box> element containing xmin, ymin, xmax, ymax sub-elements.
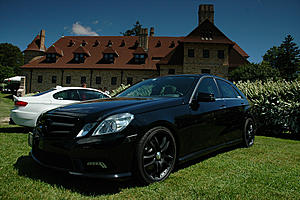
<box><xmin>30</xmin><ymin>132</ymin><xmax>138</xmax><ymax>179</ymax></box>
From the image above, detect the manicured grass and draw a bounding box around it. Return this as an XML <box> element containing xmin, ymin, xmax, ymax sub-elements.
<box><xmin>0</xmin><ymin>124</ymin><xmax>299</xmax><ymax>200</ymax></box>
<box><xmin>0</xmin><ymin>93</ymin><xmax>299</xmax><ymax>199</ymax></box>
<box><xmin>0</xmin><ymin>92</ymin><xmax>14</xmax><ymax>119</ymax></box>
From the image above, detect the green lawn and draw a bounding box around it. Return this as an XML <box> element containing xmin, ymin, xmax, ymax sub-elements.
<box><xmin>0</xmin><ymin>93</ymin><xmax>299</xmax><ymax>199</ymax></box>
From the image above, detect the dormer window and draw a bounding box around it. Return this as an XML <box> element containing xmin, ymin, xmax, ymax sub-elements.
<box><xmin>103</xmin><ymin>53</ymin><xmax>115</xmax><ymax>64</ymax></box>
<box><xmin>134</xmin><ymin>54</ymin><xmax>146</xmax><ymax>64</ymax></box>
<box><xmin>46</xmin><ymin>53</ymin><xmax>57</xmax><ymax>63</ymax></box>
<box><xmin>156</xmin><ymin>40</ymin><xmax>161</xmax><ymax>47</ymax></box>
<box><xmin>81</xmin><ymin>40</ymin><xmax>87</xmax><ymax>46</ymax></box>
<box><xmin>107</xmin><ymin>40</ymin><xmax>113</xmax><ymax>47</ymax></box>
<box><xmin>74</xmin><ymin>53</ymin><xmax>85</xmax><ymax>63</ymax></box>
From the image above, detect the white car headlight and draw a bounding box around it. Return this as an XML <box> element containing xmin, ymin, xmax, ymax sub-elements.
<box><xmin>92</xmin><ymin>113</ymin><xmax>134</xmax><ymax>136</ymax></box>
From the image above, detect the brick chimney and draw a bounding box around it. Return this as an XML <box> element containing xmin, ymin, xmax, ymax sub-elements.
<box><xmin>139</xmin><ymin>28</ymin><xmax>149</xmax><ymax>50</ymax></box>
<box><xmin>150</xmin><ymin>27</ymin><xmax>154</xmax><ymax>37</ymax></box>
<box><xmin>39</xmin><ymin>29</ymin><xmax>46</xmax><ymax>51</ymax></box>
<box><xmin>198</xmin><ymin>4</ymin><xmax>214</xmax><ymax>25</ymax></box>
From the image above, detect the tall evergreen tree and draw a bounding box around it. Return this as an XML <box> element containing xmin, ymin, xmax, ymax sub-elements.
<box><xmin>263</xmin><ymin>35</ymin><xmax>300</xmax><ymax>80</ymax></box>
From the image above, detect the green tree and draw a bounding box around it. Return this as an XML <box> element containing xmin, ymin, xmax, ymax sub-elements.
<box><xmin>0</xmin><ymin>43</ymin><xmax>24</xmax><ymax>82</ymax></box>
<box><xmin>229</xmin><ymin>62</ymin><xmax>280</xmax><ymax>82</ymax></box>
<box><xmin>263</xmin><ymin>35</ymin><xmax>300</xmax><ymax>80</ymax></box>
<box><xmin>121</xmin><ymin>21</ymin><xmax>142</xmax><ymax>36</ymax></box>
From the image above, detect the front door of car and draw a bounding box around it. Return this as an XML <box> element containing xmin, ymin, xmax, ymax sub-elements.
<box><xmin>185</xmin><ymin>77</ymin><xmax>226</xmax><ymax>154</ymax></box>
<box><xmin>215</xmin><ymin>79</ymin><xmax>246</xmax><ymax>143</ymax></box>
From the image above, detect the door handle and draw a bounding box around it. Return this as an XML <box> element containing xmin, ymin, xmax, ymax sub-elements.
<box><xmin>220</xmin><ymin>104</ymin><xmax>226</xmax><ymax>107</ymax></box>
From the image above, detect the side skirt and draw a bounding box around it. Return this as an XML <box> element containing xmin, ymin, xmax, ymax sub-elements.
<box><xmin>178</xmin><ymin>139</ymin><xmax>242</xmax><ymax>163</ymax></box>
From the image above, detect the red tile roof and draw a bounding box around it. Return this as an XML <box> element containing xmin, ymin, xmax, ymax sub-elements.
<box><xmin>22</xmin><ymin>36</ymin><xmax>183</xmax><ymax>70</ymax></box>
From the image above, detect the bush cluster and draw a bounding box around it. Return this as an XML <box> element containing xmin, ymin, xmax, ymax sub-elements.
<box><xmin>236</xmin><ymin>80</ymin><xmax>300</xmax><ymax>136</ymax></box>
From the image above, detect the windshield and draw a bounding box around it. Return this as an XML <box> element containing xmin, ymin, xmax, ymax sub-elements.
<box><xmin>118</xmin><ymin>76</ymin><xmax>197</xmax><ymax>98</ymax></box>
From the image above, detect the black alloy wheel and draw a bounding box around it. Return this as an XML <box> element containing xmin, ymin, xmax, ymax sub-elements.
<box><xmin>136</xmin><ymin>126</ymin><xmax>176</xmax><ymax>184</ymax></box>
<box><xmin>243</xmin><ymin>118</ymin><xmax>255</xmax><ymax>147</ymax></box>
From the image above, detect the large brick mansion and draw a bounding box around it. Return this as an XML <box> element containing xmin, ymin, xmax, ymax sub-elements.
<box><xmin>21</xmin><ymin>4</ymin><xmax>248</xmax><ymax>93</ymax></box>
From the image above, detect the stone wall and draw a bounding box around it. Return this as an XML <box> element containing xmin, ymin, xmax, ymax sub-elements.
<box><xmin>22</xmin><ymin>68</ymin><xmax>159</xmax><ymax>93</ymax></box>
<box><xmin>183</xmin><ymin>43</ymin><xmax>230</xmax><ymax>78</ymax></box>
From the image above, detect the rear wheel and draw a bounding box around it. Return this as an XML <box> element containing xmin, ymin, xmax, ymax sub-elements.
<box><xmin>243</xmin><ymin>118</ymin><xmax>255</xmax><ymax>147</ymax></box>
<box><xmin>136</xmin><ymin>126</ymin><xmax>176</xmax><ymax>184</ymax></box>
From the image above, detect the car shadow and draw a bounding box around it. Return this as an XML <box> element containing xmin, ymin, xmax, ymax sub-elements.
<box><xmin>0</xmin><ymin>126</ymin><xmax>30</xmax><ymax>134</ymax></box>
<box><xmin>14</xmin><ymin>155</ymin><xmax>143</xmax><ymax>196</ymax></box>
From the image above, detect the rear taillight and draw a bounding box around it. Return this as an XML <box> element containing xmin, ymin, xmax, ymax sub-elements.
<box><xmin>15</xmin><ymin>101</ymin><xmax>28</xmax><ymax>107</ymax></box>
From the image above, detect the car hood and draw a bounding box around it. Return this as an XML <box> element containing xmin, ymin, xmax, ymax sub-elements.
<box><xmin>47</xmin><ymin>97</ymin><xmax>185</xmax><ymax>122</ymax></box>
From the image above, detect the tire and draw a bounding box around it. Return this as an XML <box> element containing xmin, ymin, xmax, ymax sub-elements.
<box><xmin>242</xmin><ymin>118</ymin><xmax>255</xmax><ymax>147</ymax></box>
<box><xmin>136</xmin><ymin>126</ymin><xmax>176</xmax><ymax>184</ymax></box>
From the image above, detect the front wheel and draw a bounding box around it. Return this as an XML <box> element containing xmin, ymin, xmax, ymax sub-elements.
<box><xmin>242</xmin><ymin>118</ymin><xmax>255</xmax><ymax>147</ymax></box>
<box><xmin>136</xmin><ymin>126</ymin><xmax>176</xmax><ymax>184</ymax></box>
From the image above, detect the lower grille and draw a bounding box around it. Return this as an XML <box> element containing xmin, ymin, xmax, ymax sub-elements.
<box><xmin>33</xmin><ymin>147</ymin><xmax>73</xmax><ymax>170</ymax></box>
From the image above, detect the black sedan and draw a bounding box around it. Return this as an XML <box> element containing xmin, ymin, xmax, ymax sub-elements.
<box><xmin>29</xmin><ymin>74</ymin><xmax>255</xmax><ymax>184</ymax></box>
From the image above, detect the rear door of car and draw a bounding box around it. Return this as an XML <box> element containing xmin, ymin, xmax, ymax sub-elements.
<box><xmin>215</xmin><ymin>79</ymin><xmax>246</xmax><ymax>143</ymax></box>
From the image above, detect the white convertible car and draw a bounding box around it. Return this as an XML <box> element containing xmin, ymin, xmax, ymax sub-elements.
<box><xmin>10</xmin><ymin>86</ymin><xmax>110</xmax><ymax>127</ymax></box>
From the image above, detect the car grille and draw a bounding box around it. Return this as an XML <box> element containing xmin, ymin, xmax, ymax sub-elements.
<box><xmin>38</xmin><ymin>113</ymin><xmax>84</xmax><ymax>138</ymax></box>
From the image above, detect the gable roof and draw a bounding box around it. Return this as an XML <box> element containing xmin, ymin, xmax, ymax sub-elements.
<box><xmin>46</xmin><ymin>45</ymin><xmax>63</xmax><ymax>56</ymax></box>
<box><xmin>183</xmin><ymin>19</ymin><xmax>234</xmax><ymax>45</ymax></box>
<box><xmin>24</xmin><ymin>34</ymin><xmax>46</xmax><ymax>52</ymax></box>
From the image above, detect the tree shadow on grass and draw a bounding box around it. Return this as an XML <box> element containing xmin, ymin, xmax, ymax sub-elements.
<box><xmin>14</xmin><ymin>155</ymin><xmax>142</xmax><ymax>196</ymax></box>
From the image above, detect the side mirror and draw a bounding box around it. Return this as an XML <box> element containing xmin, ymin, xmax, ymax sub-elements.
<box><xmin>197</xmin><ymin>92</ymin><xmax>215</xmax><ymax>102</ymax></box>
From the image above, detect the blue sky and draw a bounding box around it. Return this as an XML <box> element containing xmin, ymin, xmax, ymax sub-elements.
<box><xmin>0</xmin><ymin>0</ymin><xmax>299</xmax><ymax>63</ymax></box>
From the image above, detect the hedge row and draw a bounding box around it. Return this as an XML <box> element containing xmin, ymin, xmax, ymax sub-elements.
<box><xmin>236</xmin><ymin>80</ymin><xmax>300</xmax><ymax>136</ymax></box>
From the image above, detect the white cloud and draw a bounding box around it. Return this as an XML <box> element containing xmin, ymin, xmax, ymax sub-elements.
<box><xmin>72</xmin><ymin>22</ymin><xmax>99</xmax><ymax>36</ymax></box>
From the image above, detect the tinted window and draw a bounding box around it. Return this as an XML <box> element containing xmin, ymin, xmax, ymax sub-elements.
<box><xmin>197</xmin><ymin>78</ymin><xmax>220</xmax><ymax>98</ymax></box>
<box><xmin>216</xmin><ymin>79</ymin><xmax>239</xmax><ymax>98</ymax></box>
<box><xmin>53</xmin><ymin>90</ymin><xmax>80</xmax><ymax>100</ymax></box>
<box><xmin>77</xmin><ymin>90</ymin><xmax>107</xmax><ymax>101</ymax></box>
<box><xmin>118</xmin><ymin>76</ymin><xmax>197</xmax><ymax>98</ymax></box>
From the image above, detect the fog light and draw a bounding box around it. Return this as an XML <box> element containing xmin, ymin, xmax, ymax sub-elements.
<box><xmin>86</xmin><ymin>161</ymin><xmax>107</xmax><ymax>168</ymax></box>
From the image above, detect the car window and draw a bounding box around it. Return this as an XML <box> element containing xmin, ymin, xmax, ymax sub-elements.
<box><xmin>197</xmin><ymin>78</ymin><xmax>220</xmax><ymax>98</ymax></box>
<box><xmin>216</xmin><ymin>79</ymin><xmax>239</xmax><ymax>98</ymax></box>
<box><xmin>53</xmin><ymin>89</ymin><xmax>80</xmax><ymax>100</ymax></box>
<box><xmin>118</xmin><ymin>76</ymin><xmax>196</xmax><ymax>98</ymax></box>
<box><xmin>77</xmin><ymin>89</ymin><xmax>107</xmax><ymax>101</ymax></box>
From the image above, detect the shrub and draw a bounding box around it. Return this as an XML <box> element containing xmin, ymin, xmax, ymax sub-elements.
<box><xmin>110</xmin><ymin>84</ymin><xmax>130</xmax><ymax>97</ymax></box>
<box><xmin>236</xmin><ymin>80</ymin><xmax>300</xmax><ymax>136</ymax></box>
<box><xmin>229</xmin><ymin>62</ymin><xmax>280</xmax><ymax>82</ymax></box>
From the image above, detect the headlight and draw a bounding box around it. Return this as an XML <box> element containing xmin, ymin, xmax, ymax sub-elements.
<box><xmin>76</xmin><ymin>122</ymin><xmax>97</xmax><ymax>137</ymax></box>
<box><xmin>92</xmin><ymin>113</ymin><xmax>134</xmax><ymax>136</ymax></box>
